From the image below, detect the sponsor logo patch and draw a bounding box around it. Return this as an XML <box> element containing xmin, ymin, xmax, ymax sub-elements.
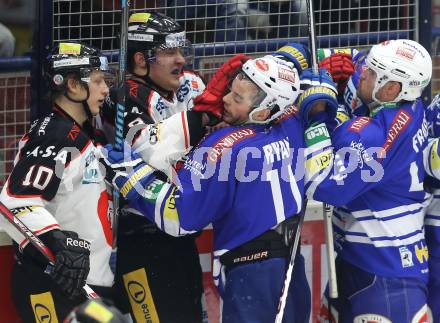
<box><xmin>415</xmin><ymin>242</ymin><xmax>429</xmax><ymax>264</ymax></box>
<box><xmin>278</xmin><ymin>67</ymin><xmax>297</xmax><ymax>83</ymax></box>
<box><xmin>30</xmin><ymin>292</ymin><xmax>57</xmax><ymax>323</ymax></box>
<box><xmin>59</xmin><ymin>42</ymin><xmax>81</xmax><ymax>55</ymax></box>
<box><xmin>348</xmin><ymin>116</ymin><xmax>371</xmax><ymax>132</ymax></box>
<box><xmin>399</xmin><ymin>246</ymin><xmax>414</xmax><ymax>268</ymax></box>
<box><xmin>255</xmin><ymin>59</ymin><xmax>269</xmax><ymax>71</ymax></box>
<box><xmin>396</xmin><ymin>46</ymin><xmax>416</xmax><ymax>60</ymax></box>
<box><xmin>123</xmin><ymin>268</ymin><xmax>159</xmax><ymax>323</ymax></box>
<box><xmin>208</xmin><ymin>128</ymin><xmax>256</xmax><ymax>162</ymax></box>
<box><xmin>379</xmin><ymin>110</ymin><xmax>412</xmax><ymax>158</ymax></box>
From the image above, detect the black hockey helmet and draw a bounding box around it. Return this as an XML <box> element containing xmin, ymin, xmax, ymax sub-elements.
<box><xmin>127</xmin><ymin>11</ymin><xmax>193</xmax><ymax>63</ymax></box>
<box><xmin>45</xmin><ymin>42</ymin><xmax>113</xmax><ymax>90</ymax></box>
<box><xmin>44</xmin><ymin>42</ymin><xmax>114</xmax><ymax>120</ymax></box>
<box><xmin>63</xmin><ymin>298</ymin><xmax>127</xmax><ymax>323</ymax></box>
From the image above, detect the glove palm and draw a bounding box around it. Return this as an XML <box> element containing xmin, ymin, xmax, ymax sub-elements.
<box><xmin>193</xmin><ymin>54</ymin><xmax>250</xmax><ymax>122</ymax></box>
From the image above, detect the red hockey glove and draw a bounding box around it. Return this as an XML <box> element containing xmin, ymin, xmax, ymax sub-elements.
<box><xmin>193</xmin><ymin>54</ymin><xmax>250</xmax><ymax>122</ymax></box>
<box><xmin>319</xmin><ymin>53</ymin><xmax>354</xmax><ymax>95</ymax></box>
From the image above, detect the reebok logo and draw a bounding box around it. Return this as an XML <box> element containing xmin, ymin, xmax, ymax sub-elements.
<box><xmin>66</xmin><ymin>238</ymin><xmax>91</xmax><ymax>250</ymax></box>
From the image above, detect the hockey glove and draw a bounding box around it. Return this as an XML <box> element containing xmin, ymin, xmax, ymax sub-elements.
<box><xmin>48</xmin><ymin>230</ymin><xmax>90</xmax><ymax>300</ymax></box>
<box><xmin>193</xmin><ymin>54</ymin><xmax>250</xmax><ymax>123</ymax></box>
<box><xmin>272</xmin><ymin>42</ymin><xmax>311</xmax><ymax>74</ymax></box>
<box><xmin>297</xmin><ymin>68</ymin><xmax>338</xmax><ymax>128</ymax></box>
<box><xmin>100</xmin><ymin>144</ymin><xmax>158</xmax><ymax>201</ymax></box>
<box><xmin>319</xmin><ymin>53</ymin><xmax>354</xmax><ymax>95</ymax></box>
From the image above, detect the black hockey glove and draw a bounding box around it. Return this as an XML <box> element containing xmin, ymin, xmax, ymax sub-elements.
<box><xmin>48</xmin><ymin>230</ymin><xmax>91</xmax><ymax>300</ymax></box>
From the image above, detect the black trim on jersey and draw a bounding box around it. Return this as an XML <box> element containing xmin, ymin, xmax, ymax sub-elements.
<box><xmin>186</xmin><ymin>111</ymin><xmax>206</xmax><ymax>147</ymax></box>
<box><xmin>7</xmin><ymin>106</ymin><xmax>93</xmax><ymax>200</ymax></box>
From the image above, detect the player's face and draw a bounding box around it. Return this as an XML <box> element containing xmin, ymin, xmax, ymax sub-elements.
<box><xmin>222</xmin><ymin>75</ymin><xmax>259</xmax><ymax>125</ymax></box>
<box><xmin>357</xmin><ymin>67</ymin><xmax>400</xmax><ymax>104</ymax></box>
<box><xmin>87</xmin><ymin>71</ymin><xmax>110</xmax><ymax>116</ymax></box>
<box><xmin>149</xmin><ymin>47</ymin><xmax>186</xmax><ymax>91</ymax></box>
<box><xmin>357</xmin><ymin>66</ymin><xmax>376</xmax><ymax>104</ymax></box>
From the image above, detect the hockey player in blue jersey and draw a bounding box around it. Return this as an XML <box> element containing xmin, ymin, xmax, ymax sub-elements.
<box><xmin>100</xmin><ymin>54</ymin><xmax>339</xmax><ymax>323</ymax></box>
<box><xmin>421</xmin><ymin>94</ymin><xmax>440</xmax><ymax>322</ymax></box>
<box><xmin>305</xmin><ymin>39</ymin><xmax>433</xmax><ymax>322</ymax></box>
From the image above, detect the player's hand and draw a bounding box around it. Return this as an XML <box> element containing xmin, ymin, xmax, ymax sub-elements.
<box><xmin>297</xmin><ymin>68</ymin><xmax>338</xmax><ymax>127</ymax></box>
<box><xmin>48</xmin><ymin>230</ymin><xmax>90</xmax><ymax>300</ymax></box>
<box><xmin>272</xmin><ymin>42</ymin><xmax>310</xmax><ymax>74</ymax></box>
<box><xmin>193</xmin><ymin>54</ymin><xmax>250</xmax><ymax>123</ymax></box>
<box><xmin>319</xmin><ymin>53</ymin><xmax>354</xmax><ymax>94</ymax></box>
<box><xmin>100</xmin><ymin>144</ymin><xmax>158</xmax><ymax>201</ymax></box>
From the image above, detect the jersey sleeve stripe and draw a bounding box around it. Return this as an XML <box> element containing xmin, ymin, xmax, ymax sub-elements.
<box><xmin>181</xmin><ymin>111</ymin><xmax>189</xmax><ymax>149</ymax></box>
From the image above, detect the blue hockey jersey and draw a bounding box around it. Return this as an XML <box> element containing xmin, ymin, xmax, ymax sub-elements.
<box><xmin>422</xmin><ymin>93</ymin><xmax>440</xmax><ymax>258</ymax></box>
<box><xmin>307</xmin><ymin>99</ymin><xmax>430</xmax><ymax>280</ymax></box>
<box><xmin>126</xmin><ymin>107</ymin><xmax>306</xmax><ymax>286</ymax></box>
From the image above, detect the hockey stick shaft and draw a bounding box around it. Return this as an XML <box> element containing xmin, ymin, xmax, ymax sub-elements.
<box><xmin>0</xmin><ymin>201</ymin><xmax>98</xmax><ymax>299</ymax></box>
<box><xmin>112</xmin><ymin>0</ymin><xmax>130</xmax><ymax>249</ymax></box>
<box><xmin>274</xmin><ymin>203</ymin><xmax>306</xmax><ymax>323</ymax></box>
<box><xmin>305</xmin><ymin>0</ymin><xmax>338</xmax><ymax>300</ymax></box>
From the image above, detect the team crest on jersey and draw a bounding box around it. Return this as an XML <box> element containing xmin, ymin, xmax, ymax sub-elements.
<box><xmin>67</xmin><ymin>124</ymin><xmax>81</xmax><ymax>141</ymax></box>
<box><xmin>82</xmin><ymin>150</ymin><xmax>102</xmax><ymax>184</ymax></box>
<box><xmin>399</xmin><ymin>246</ymin><xmax>414</xmax><ymax>268</ymax></box>
<box><xmin>208</xmin><ymin>128</ymin><xmax>256</xmax><ymax>162</ymax></box>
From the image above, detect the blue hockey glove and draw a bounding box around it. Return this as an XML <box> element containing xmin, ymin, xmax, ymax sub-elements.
<box><xmin>100</xmin><ymin>144</ymin><xmax>158</xmax><ymax>201</ymax></box>
<box><xmin>272</xmin><ymin>42</ymin><xmax>311</xmax><ymax>74</ymax></box>
<box><xmin>297</xmin><ymin>68</ymin><xmax>338</xmax><ymax>128</ymax></box>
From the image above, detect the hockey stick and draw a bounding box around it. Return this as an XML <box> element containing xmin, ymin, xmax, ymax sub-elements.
<box><xmin>305</xmin><ymin>0</ymin><xmax>339</xmax><ymax>306</ymax></box>
<box><xmin>112</xmin><ymin>0</ymin><xmax>130</xmax><ymax>252</ymax></box>
<box><xmin>274</xmin><ymin>201</ymin><xmax>307</xmax><ymax>323</ymax></box>
<box><xmin>0</xmin><ymin>201</ymin><xmax>98</xmax><ymax>299</ymax></box>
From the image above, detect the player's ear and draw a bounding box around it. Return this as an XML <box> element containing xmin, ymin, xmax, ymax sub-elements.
<box><xmin>66</xmin><ymin>76</ymin><xmax>81</xmax><ymax>94</ymax></box>
<box><xmin>387</xmin><ymin>81</ymin><xmax>402</xmax><ymax>101</ymax></box>
<box><xmin>252</xmin><ymin>108</ymin><xmax>271</xmax><ymax>121</ymax></box>
<box><xmin>134</xmin><ymin>51</ymin><xmax>146</xmax><ymax>68</ymax></box>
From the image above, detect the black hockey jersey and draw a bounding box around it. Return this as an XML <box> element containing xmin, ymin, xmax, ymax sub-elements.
<box><xmin>0</xmin><ymin>106</ymin><xmax>114</xmax><ymax>287</ymax></box>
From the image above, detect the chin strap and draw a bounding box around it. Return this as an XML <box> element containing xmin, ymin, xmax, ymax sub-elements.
<box><xmin>132</xmin><ymin>71</ymin><xmax>174</xmax><ymax>99</ymax></box>
<box><xmin>64</xmin><ymin>84</ymin><xmax>93</xmax><ymax>121</ymax></box>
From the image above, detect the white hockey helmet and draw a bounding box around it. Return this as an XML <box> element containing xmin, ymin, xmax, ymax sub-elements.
<box><xmin>241</xmin><ymin>55</ymin><xmax>300</xmax><ymax>124</ymax></box>
<box><xmin>365</xmin><ymin>39</ymin><xmax>432</xmax><ymax>104</ymax></box>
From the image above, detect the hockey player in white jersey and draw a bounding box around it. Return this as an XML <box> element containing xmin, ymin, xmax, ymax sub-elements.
<box><xmin>0</xmin><ymin>42</ymin><xmax>115</xmax><ymax>321</ymax></box>
<box><xmin>306</xmin><ymin>39</ymin><xmax>432</xmax><ymax>322</ymax></box>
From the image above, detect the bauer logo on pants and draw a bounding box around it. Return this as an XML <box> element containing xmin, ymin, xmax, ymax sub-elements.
<box><xmin>123</xmin><ymin>268</ymin><xmax>159</xmax><ymax>323</ymax></box>
<box><xmin>30</xmin><ymin>291</ymin><xmax>58</xmax><ymax>323</ymax></box>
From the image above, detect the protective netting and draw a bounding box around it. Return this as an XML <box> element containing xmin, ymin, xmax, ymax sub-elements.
<box><xmin>0</xmin><ymin>72</ymin><xmax>31</xmax><ymax>188</ymax></box>
<box><xmin>52</xmin><ymin>0</ymin><xmax>418</xmax><ymax>78</ymax></box>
